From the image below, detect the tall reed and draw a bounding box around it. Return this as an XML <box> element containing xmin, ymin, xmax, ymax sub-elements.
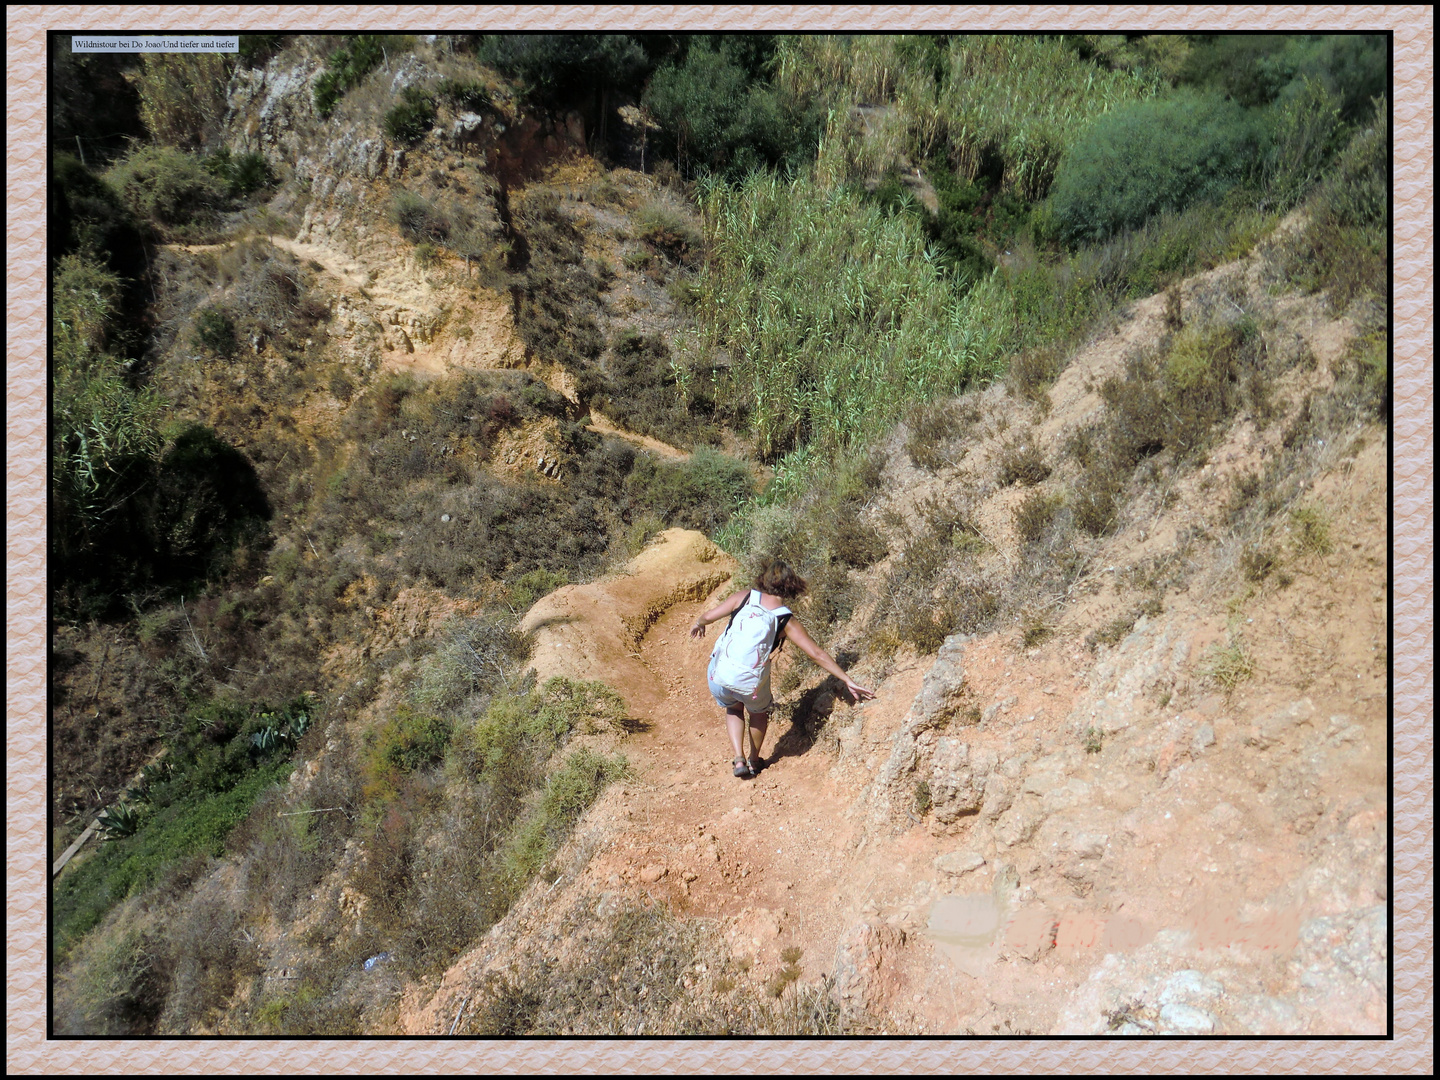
<box><xmin>687</xmin><ymin>171</ymin><xmax>1008</xmax><ymax>462</ymax></box>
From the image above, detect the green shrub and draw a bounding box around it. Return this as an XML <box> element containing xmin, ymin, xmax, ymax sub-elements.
<box><xmin>192</xmin><ymin>307</ymin><xmax>237</xmax><ymax>357</ymax></box>
<box><xmin>1050</xmin><ymin>90</ymin><xmax>1261</xmax><ymax>243</ymax></box>
<box><xmin>507</xmin><ymin>568</ymin><xmax>569</xmax><ymax>611</ymax></box>
<box><xmin>313</xmin><ymin>35</ymin><xmax>386</xmax><ymax>117</ymax></box>
<box><xmin>436</xmin><ymin>77</ymin><xmax>492</xmax><ymax>111</ymax></box>
<box><xmin>54</xmin><ymin>760</ymin><xmax>290</xmax><ymax>960</ymax></box>
<box><xmin>103</xmin><ymin>145</ymin><xmax>226</xmax><ymax>229</ymax></box>
<box><xmin>383</xmin><ymin>86</ymin><xmax>437</xmax><ymax>145</ymax></box>
<box><xmin>1261</xmin><ymin>76</ymin><xmax>1345</xmax><ymax>211</ymax></box>
<box><xmin>370</xmin><ymin>706</ymin><xmax>453</xmax><ymax>774</ymax></box>
<box><xmin>635</xmin><ymin>204</ymin><xmax>702</xmax><ymax>262</ymax></box>
<box><xmin>1275</xmin><ymin>105</ymin><xmax>1387</xmax><ymax>313</ymax></box>
<box><xmin>205</xmin><ymin>148</ymin><xmax>273</xmax><ymax>197</ymax></box>
<box><xmin>643</xmin><ymin>40</ymin><xmax>824</xmax><ymax>179</ymax></box>
<box><xmin>477</xmin><ymin>34</ymin><xmax>650</xmax><ymax>107</ymax></box>
<box><xmin>624</xmin><ymin>446</ymin><xmax>754</xmax><ymax>536</ymax></box>
<box><xmin>502</xmin><ymin>747</ymin><xmax>627</xmax><ymax>883</ymax></box>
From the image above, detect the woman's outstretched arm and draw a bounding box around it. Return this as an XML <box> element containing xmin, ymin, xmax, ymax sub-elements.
<box><xmin>690</xmin><ymin>590</ymin><xmax>750</xmax><ymax>638</ymax></box>
<box><xmin>782</xmin><ymin>619</ymin><xmax>876</xmax><ymax>701</ymax></box>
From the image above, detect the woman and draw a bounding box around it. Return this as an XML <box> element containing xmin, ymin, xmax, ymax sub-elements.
<box><xmin>691</xmin><ymin>557</ymin><xmax>875</xmax><ymax>778</ymax></box>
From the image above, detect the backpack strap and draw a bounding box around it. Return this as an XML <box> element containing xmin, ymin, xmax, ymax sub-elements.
<box><xmin>770</xmin><ymin>611</ymin><xmax>792</xmax><ymax>657</ymax></box>
<box><xmin>724</xmin><ymin>589</ymin><xmax>758</xmax><ymax>633</ymax></box>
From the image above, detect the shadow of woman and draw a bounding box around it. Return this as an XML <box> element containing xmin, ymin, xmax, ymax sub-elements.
<box><xmin>766</xmin><ymin>676</ymin><xmax>857</xmax><ymax>766</ymax></box>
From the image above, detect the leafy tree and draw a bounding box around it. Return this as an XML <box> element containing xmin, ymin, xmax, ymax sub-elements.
<box><xmin>477</xmin><ymin>34</ymin><xmax>650</xmax><ymax>105</ymax></box>
<box><xmin>642</xmin><ymin>40</ymin><xmax>823</xmax><ymax>178</ymax></box>
<box><xmin>1049</xmin><ymin>89</ymin><xmax>1261</xmax><ymax>243</ymax></box>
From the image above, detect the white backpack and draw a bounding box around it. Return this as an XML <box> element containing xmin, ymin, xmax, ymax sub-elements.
<box><xmin>709</xmin><ymin>590</ymin><xmax>792</xmax><ymax>695</ymax></box>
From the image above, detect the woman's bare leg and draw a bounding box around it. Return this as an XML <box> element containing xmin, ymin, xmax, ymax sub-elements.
<box><xmin>747</xmin><ymin>710</ymin><xmax>769</xmax><ymax>767</ymax></box>
<box><xmin>725</xmin><ymin>704</ymin><xmax>748</xmax><ymax>762</ymax></box>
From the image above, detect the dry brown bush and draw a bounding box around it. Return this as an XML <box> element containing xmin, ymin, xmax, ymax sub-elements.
<box><xmin>995</xmin><ymin>436</ymin><xmax>1051</xmax><ymax>487</ymax></box>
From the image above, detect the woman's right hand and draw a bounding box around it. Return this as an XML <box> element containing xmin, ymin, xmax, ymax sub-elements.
<box><xmin>843</xmin><ymin>677</ymin><xmax>876</xmax><ymax>702</ymax></box>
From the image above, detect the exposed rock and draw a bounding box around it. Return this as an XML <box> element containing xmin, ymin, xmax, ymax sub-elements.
<box><xmin>993</xmin><ymin>796</ymin><xmax>1044</xmax><ymax>847</ymax></box>
<box><xmin>928</xmin><ymin>736</ymin><xmax>984</xmax><ymax>823</ymax></box>
<box><xmin>1244</xmin><ymin>697</ymin><xmax>1317</xmax><ymax>749</ymax></box>
<box><xmin>912</xmin><ymin>633</ymin><xmax>973</xmax><ymax>729</ymax></box>
<box><xmin>1158</xmin><ymin>1002</ymin><xmax>1216</xmax><ymax>1034</ymax></box>
<box><xmin>979</xmin><ymin>772</ymin><xmax>1012</xmax><ymax>820</ymax></box>
<box><xmin>1158</xmin><ymin>969</ymin><xmax>1225</xmax><ymax>1006</ymax></box>
<box><xmin>934</xmin><ymin>850</ymin><xmax>985</xmax><ymax>876</ymax></box>
<box><xmin>833</xmin><ymin>921</ymin><xmax>905</xmax><ymax>1014</ymax></box>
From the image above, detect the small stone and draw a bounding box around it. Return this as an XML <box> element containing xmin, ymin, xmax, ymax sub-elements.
<box><xmin>1192</xmin><ymin>722</ymin><xmax>1216</xmax><ymax>751</ymax></box>
<box><xmin>639</xmin><ymin>865</ymin><xmax>667</xmax><ymax>883</ymax></box>
<box><xmin>440</xmin><ymin>513</ymin><xmax>451</xmax><ymax>523</ymax></box>
<box><xmin>681</xmin><ymin>870</ymin><xmax>698</xmax><ymax>883</ymax></box>
<box><xmin>934</xmin><ymin>850</ymin><xmax>986</xmax><ymax>876</ymax></box>
<box><xmin>1042</xmin><ymin>685</ymin><xmax>1056</xmax><ymax>695</ymax></box>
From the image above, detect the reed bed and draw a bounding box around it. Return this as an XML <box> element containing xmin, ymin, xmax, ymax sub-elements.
<box><xmin>688</xmin><ymin>171</ymin><xmax>1008</xmax><ymax>462</ymax></box>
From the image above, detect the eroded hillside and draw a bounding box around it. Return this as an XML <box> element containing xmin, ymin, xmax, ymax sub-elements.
<box><xmin>49</xmin><ymin>35</ymin><xmax>1390</xmax><ymax>1039</ymax></box>
<box><xmin>372</xmin><ymin>228</ymin><xmax>1387</xmax><ymax>1037</ymax></box>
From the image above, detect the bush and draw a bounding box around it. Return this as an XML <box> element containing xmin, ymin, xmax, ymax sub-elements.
<box><xmin>643</xmin><ymin>41</ymin><xmax>823</xmax><ymax>178</ymax></box>
<box><xmin>192</xmin><ymin>307</ymin><xmax>236</xmax><ymax>357</ymax></box>
<box><xmin>132</xmin><ymin>53</ymin><xmax>231</xmax><ymax>148</ymax></box>
<box><xmin>1014</xmin><ymin>491</ymin><xmax>1064</xmax><ymax>544</ymax></box>
<box><xmin>383</xmin><ymin>86</ymin><xmax>436</xmax><ymax>145</ymax></box>
<box><xmin>204</xmin><ymin>148</ymin><xmax>273</xmax><ymax>197</ymax></box>
<box><xmin>370</xmin><ymin>707</ymin><xmax>452</xmax><ymax>774</ymax></box>
<box><xmin>624</xmin><ymin>446</ymin><xmax>754</xmax><ymax>536</ymax></box>
<box><xmin>1050</xmin><ymin>90</ymin><xmax>1261</xmax><ymax>243</ymax></box>
<box><xmin>502</xmin><ymin>747</ymin><xmax>627</xmax><ymax>882</ymax></box>
<box><xmin>103</xmin><ymin>145</ymin><xmax>226</xmax><ymax>230</ymax></box>
<box><xmin>635</xmin><ymin>203</ymin><xmax>702</xmax><ymax>263</ymax></box>
<box><xmin>392</xmin><ymin>189</ymin><xmax>450</xmax><ymax>243</ymax></box>
<box><xmin>53</xmin><ymin>760</ymin><xmax>291</xmax><ymax>960</ymax></box>
<box><xmin>410</xmin><ymin>615</ymin><xmax>531</xmax><ymax>713</ymax></box>
<box><xmin>996</xmin><ymin>438</ymin><xmax>1051</xmax><ymax>486</ymax></box>
<box><xmin>477</xmin><ymin>34</ymin><xmax>650</xmax><ymax>107</ymax></box>
<box><xmin>436</xmin><ymin>77</ymin><xmax>492</xmax><ymax>111</ymax></box>
<box><xmin>313</xmin><ymin>35</ymin><xmax>386</xmax><ymax>117</ymax></box>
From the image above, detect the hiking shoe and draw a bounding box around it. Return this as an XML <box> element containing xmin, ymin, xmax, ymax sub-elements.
<box><xmin>733</xmin><ymin>757</ymin><xmax>752</xmax><ymax>778</ymax></box>
<box><xmin>747</xmin><ymin>756</ymin><xmax>764</xmax><ymax>775</ymax></box>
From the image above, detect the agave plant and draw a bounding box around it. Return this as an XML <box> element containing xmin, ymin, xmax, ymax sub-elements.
<box><xmin>97</xmin><ymin>801</ymin><xmax>142</xmax><ymax>841</ymax></box>
<box><xmin>250</xmin><ymin>726</ymin><xmax>281</xmax><ymax>754</ymax></box>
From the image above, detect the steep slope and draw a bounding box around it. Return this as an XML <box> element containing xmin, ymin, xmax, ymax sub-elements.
<box><xmin>387</xmin><ymin>233</ymin><xmax>1387</xmax><ymax>1036</ymax></box>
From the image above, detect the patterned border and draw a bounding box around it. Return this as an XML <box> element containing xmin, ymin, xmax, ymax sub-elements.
<box><xmin>8</xmin><ymin>7</ymin><xmax>1432</xmax><ymax>1074</ymax></box>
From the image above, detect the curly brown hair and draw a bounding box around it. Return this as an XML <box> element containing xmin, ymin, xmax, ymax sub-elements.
<box><xmin>755</xmin><ymin>556</ymin><xmax>808</xmax><ymax>599</ymax></box>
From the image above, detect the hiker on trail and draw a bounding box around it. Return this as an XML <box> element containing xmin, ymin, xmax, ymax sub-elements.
<box><xmin>691</xmin><ymin>557</ymin><xmax>875</xmax><ymax>779</ymax></box>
